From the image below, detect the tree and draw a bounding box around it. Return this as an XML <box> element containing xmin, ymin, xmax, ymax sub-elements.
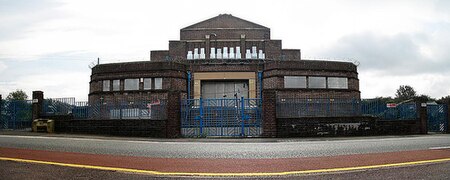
<box><xmin>6</xmin><ymin>90</ymin><xmax>28</xmax><ymax>100</ymax></box>
<box><xmin>414</xmin><ymin>94</ymin><xmax>435</xmax><ymax>104</ymax></box>
<box><xmin>437</xmin><ymin>95</ymin><xmax>450</xmax><ymax>104</ymax></box>
<box><xmin>395</xmin><ymin>85</ymin><xmax>416</xmax><ymax>102</ymax></box>
<box><xmin>374</xmin><ymin>96</ymin><xmax>394</xmax><ymax>103</ymax></box>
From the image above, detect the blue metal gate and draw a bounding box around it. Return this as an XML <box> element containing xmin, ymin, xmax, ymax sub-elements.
<box><xmin>427</xmin><ymin>104</ymin><xmax>448</xmax><ymax>133</ymax></box>
<box><xmin>181</xmin><ymin>97</ymin><xmax>262</xmax><ymax>137</ymax></box>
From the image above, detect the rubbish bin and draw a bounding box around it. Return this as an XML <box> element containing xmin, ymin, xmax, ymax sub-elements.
<box><xmin>32</xmin><ymin>119</ymin><xmax>54</xmax><ymax>133</ymax></box>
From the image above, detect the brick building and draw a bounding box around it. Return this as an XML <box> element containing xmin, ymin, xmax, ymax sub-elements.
<box><xmin>88</xmin><ymin>14</ymin><xmax>360</xmax><ymax>137</ymax></box>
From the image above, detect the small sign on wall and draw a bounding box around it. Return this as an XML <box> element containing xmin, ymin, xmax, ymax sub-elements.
<box><xmin>32</xmin><ymin>99</ymin><xmax>39</xmax><ymax>103</ymax></box>
<box><xmin>387</xmin><ymin>103</ymin><xmax>397</xmax><ymax>108</ymax></box>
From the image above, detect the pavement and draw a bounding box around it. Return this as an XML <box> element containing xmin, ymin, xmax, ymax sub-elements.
<box><xmin>1</xmin><ymin>131</ymin><xmax>450</xmax><ymax>179</ymax></box>
<box><xmin>0</xmin><ymin>129</ymin><xmax>437</xmax><ymax>142</ymax></box>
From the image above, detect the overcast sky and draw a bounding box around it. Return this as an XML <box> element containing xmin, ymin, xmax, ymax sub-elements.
<box><xmin>1</xmin><ymin>0</ymin><xmax>449</xmax><ymax>101</ymax></box>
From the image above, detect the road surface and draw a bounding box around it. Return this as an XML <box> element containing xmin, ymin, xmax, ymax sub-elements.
<box><xmin>1</xmin><ymin>133</ymin><xmax>450</xmax><ymax>179</ymax></box>
<box><xmin>0</xmin><ymin>134</ymin><xmax>449</xmax><ymax>159</ymax></box>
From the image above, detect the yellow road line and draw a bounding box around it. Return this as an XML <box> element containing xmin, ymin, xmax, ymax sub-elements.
<box><xmin>1</xmin><ymin>156</ymin><xmax>450</xmax><ymax>177</ymax></box>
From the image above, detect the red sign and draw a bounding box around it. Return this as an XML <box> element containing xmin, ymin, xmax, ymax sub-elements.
<box><xmin>386</xmin><ymin>103</ymin><xmax>397</xmax><ymax>108</ymax></box>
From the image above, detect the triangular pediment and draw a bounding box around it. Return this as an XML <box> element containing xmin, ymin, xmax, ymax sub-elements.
<box><xmin>182</xmin><ymin>14</ymin><xmax>269</xmax><ymax>30</ymax></box>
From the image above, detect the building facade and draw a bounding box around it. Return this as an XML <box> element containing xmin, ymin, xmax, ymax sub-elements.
<box><xmin>89</xmin><ymin>14</ymin><xmax>360</xmax><ymax>137</ymax></box>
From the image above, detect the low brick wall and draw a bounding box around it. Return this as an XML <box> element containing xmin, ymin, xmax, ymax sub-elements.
<box><xmin>376</xmin><ymin>120</ymin><xmax>421</xmax><ymax>135</ymax></box>
<box><xmin>54</xmin><ymin>119</ymin><xmax>166</xmax><ymax>138</ymax></box>
<box><xmin>277</xmin><ymin>116</ymin><xmax>377</xmax><ymax>137</ymax></box>
<box><xmin>277</xmin><ymin>116</ymin><xmax>423</xmax><ymax>137</ymax></box>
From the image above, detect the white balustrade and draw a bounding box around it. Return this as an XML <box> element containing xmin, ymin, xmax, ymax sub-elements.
<box><xmin>210</xmin><ymin>47</ymin><xmax>216</xmax><ymax>59</ymax></box>
<box><xmin>193</xmin><ymin>48</ymin><xmax>199</xmax><ymax>59</ymax></box>
<box><xmin>187</xmin><ymin>51</ymin><xmax>193</xmax><ymax>60</ymax></box>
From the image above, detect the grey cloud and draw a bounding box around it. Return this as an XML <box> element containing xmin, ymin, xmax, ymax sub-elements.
<box><xmin>0</xmin><ymin>0</ymin><xmax>64</xmax><ymax>41</ymax></box>
<box><xmin>319</xmin><ymin>30</ymin><xmax>450</xmax><ymax>75</ymax></box>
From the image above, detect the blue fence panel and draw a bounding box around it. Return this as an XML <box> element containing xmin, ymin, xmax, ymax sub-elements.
<box><xmin>276</xmin><ymin>98</ymin><xmax>361</xmax><ymax>118</ymax></box>
<box><xmin>0</xmin><ymin>100</ymin><xmax>33</xmax><ymax>130</ymax></box>
<box><xmin>42</xmin><ymin>98</ymin><xmax>75</xmax><ymax>116</ymax></box>
<box><xmin>89</xmin><ymin>99</ymin><xmax>167</xmax><ymax>120</ymax></box>
<box><xmin>361</xmin><ymin>100</ymin><xmax>418</xmax><ymax>120</ymax></box>
<box><xmin>72</xmin><ymin>101</ymin><xmax>89</xmax><ymax>119</ymax></box>
<box><xmin>361</xmin><ymin>99</ymin><xmax>386</xmax><ymax>117</ymax></box>
<box><xmin>427</xmin><ymin>104</ymin><xmax>448</xmax><ymax>132</ymax></box>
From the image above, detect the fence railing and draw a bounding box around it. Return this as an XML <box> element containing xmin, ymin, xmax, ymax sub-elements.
<box><xmin>0</xmin><ymin>99</ymin><xmax>33</xmax><ymax>130</ymax></box>
<box><xmin>88</xmin><ymin>99</ymin><xmax>167</xmax><ymax>120</ymax></box>
<box><xmin>277</xmin><ymin>98</ymin><xmax>361</xmax><ymax>118</ymax></box>
<box><xmin>276</xmin><ymin>98</ymin><xmax>418</xmax><ymax>120</ymax></box>
<box><xmin>42</xmin><ymin>97</ymin><xmax>167</xmax><ymax>120</ymax></box>
<box><xmin>361</xmin><ymin>99</ymin><xmax>418</xmax><ymax>120</ymax></box>
<box><xmin>42</xmin><ymin>98</ymin><xmax>76</xmax><ymax>116</ymax></box>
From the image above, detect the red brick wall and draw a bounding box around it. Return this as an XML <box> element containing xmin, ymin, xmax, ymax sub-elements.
<box><xmin>181</xmin><ymin>29</ymin><xmax>270</xmax><ymax>40</ymax></box>
<box><xmin>263</xmin><ymin>60</ymin><xmax>360</xmax><ymax>100</ymax></box>
<box><xmin>150</xmin><ymin>50</ymin><xmax>169</xmax><ymax>61</ymax></box>
<box><xmin>262</xmin><ymin>90</ymin><xmax>277</xmax><ymax>137</ymax></box>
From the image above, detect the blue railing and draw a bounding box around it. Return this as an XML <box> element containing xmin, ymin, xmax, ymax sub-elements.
<box><xmin>42</xmin><ymin>98</ymin><xmax>76</xmax><ymax>116</ymax></box>
<box><xmin>88</xmin><ymin>99</ymin><xmax>167</xmax><ymax>120</ymax></box>
<box><xmin>427</xmin><ymin>104</ymin><xmax>448</xmax><ymax>132</ymax></box>
<box><xmin>277</xmin><ymin>98</ymin><xmax>361</xmax><ymax>118</ymax></box>
<box><xmin>361</xmin><ymin>99</ymin><xmax>418</xmax><ymax>120</ymax></box>
<box><xmin>276</xmin><ymin>98</ymin><xmax>418</xmax><ymax>120</ymax></box>
<box><xmin>42</xmin><ymin>97</ymin><xmax>167</xmax><ymax>120</ymax></box>
<box><xmin>0</xmin><ymin>99</ymin><xmax>33</xmax><ymax>130</ymax></box>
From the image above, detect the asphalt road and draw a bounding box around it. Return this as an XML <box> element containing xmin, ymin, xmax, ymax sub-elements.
<box><xmin>0</xmin><ymin>134</ymin><xmax>450</xmax><ymax>159</ymax></box>
<box><xmin>1</xmin><ymin>160</ymin><xmax>450</xmax><ymax>180</ymax></box>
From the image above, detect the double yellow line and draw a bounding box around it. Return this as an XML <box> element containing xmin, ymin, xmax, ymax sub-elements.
<box><xmin>1</xmin><ymin>156</ymin><xmax>450</xmax><ymax>177</ymax></box>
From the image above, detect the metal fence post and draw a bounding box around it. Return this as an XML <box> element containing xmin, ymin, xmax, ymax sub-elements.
<box><xmin>187</xmin><ymin>71</ymin><xmax>191</xmax><ymax>99</ymax></box>
<box><xmin>0</xmin><ymin>95</ymin><xmax>2</xmax><ymax>127</ymax></box>
<box><xmin>13</xmin><ymin>101</ymin><xmax>17</xmax><ymax>129</ymax></box>
<box><xmin>199</xmin><ymin>98</ymin><xmax>203</xmax><ymax>136</ymax></box>
<box><xmin>258</xmin><ymin>71</ymin><xmax>263</xmax><ymax>99</ymax></box>
<box><xmin>240</xmin><ymin>97</ymin><xmax>245</xmax><ymax>137</ymax></box>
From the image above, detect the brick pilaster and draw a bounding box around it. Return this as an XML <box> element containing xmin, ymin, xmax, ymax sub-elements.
<box><xmin>447</xmin><ymin>103</ymin><xmax>450</xmax><ymax>133</ymax></box>
<box><xmin>32</xmin><ymin>91</ymin><xmax>44</xmax><ymax>120</ymax></box>
<box><xmin>419</xmin><ymin>104</ymin><xmax>427</xmax><ymax>134</ymax></box>
<box><xmin>166</xmin><ymin>91</ymin><xmax>181</xmax><ymax>138</ymax></box>
<box><xmin>262</xmin><ymin>90</ymin><xmax>277</xmax><ymax>137</ymax></box>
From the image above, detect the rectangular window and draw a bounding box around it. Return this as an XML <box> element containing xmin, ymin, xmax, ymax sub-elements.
<box><xmin>154</xmin><ymin>78</ymin><xmax>162</xmax><ymax>89</ymax></box>
<box><xmin>308</xmin><ymin>77</ymin><xmax>326</xmax><ymax>89</ymax></box>
<box><xmin>284</xmin><ymin>76</ymin><xmax>306</xmax><ymax>88</ymax></box>
<box><xmin>124</xmin><ymin>79</ymin><xmax>139</xmax><ymax>90</ymax></box>
<box><xmin>143</xmin><ymin>78</ymin><xmax>152</xmax><ymax>90</ymax></box>
<box><xmin>112</xmin><ymin>80</ymin><xmax>120</xmax><ymax>91</ymax></box>
<box><xmin>328</xmin><ymin>77</ymin><xmax>348</xmax><ymax>89</ymax></box>
<box><xmin>102</xmin><ymin>80</ymin><xmax>110</xmax><ymax>91</ymax></box>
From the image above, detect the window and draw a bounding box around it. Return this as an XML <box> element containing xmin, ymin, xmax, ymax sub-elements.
<box><xmin>154</xmin><ymin>78</ymin><xmax>162</xmax><ymax>89</ymax></box>
<box><xmin>143</xmin><ymin>78</ymin><xmax>152</xmax><ymax>90</ymax></box>
<box><xmin>102</xmin><ymin>80</ymin><xmax>110</xmax><ymax>91</ymax></box>
<box><xmin>284</xmin><ymin>76</ymin><xmax>306</xmax><ymax>88</ymax></box>
<box><xmin>328</xmin><ymin>77</ymin><xmax>348</xmax><ymax>89</ymax></box>
<box><xmin>308</xmin><ymin>77</ymin><xmax>326</xmax><ymax>89</ymax></box>
<box><xmin>112</xmin><ymin>80</ymin><xmax>120</xmax><ymax>91</ymax></box>
<box><xmin>124</xmin><ymin>79</ymin><xmax>139</xmax><ymax>90</ymax></box>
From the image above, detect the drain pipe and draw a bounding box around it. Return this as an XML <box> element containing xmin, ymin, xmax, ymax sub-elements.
<box><xmin>187</xmin><ymin>71</ymin><xmax>191</xmax><ymax>99</ymax></box>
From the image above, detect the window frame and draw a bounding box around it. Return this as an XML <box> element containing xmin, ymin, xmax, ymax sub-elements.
<box><xmin>112</xmin><ymin>80</ymin><xmax>120</xmax><ymax>91</ymax></box>
<box><xmin>124</xmin><ymin>78</ymin><xmax>139</xmax><ymax>91</ymax></box>
<box><xmin>284</xmin><ymin>76</ymin><xmax>307</xmax><ymax>88</ymax></box>
<box><xmin>143</xmin><ymin>78</ymin><xmax>152</xmax><ymax>90</ymax></box>
<box><xmin>102</xmin><ymin>80</ymin><xmax>110</xmax><ymax>92</ymax></box>
<box><xmin>308</xmin><ymin>76</ymin><xmax>327</xmax><ymax>89</ymax></box>
<box><xmin>327</xmin><ymin>77</ymin><xmax>348</xmax><ymax>89</ymax></box>
<box><xmin>154</xmin><ymin>78</ymin><xmax>162</xmax><ymax>90</ymax></box>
